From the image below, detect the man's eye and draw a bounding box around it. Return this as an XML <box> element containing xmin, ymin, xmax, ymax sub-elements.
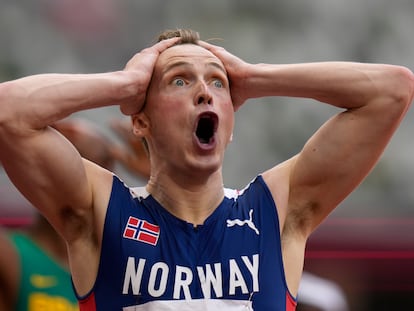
<box><xmin>213</xmin><ymin>80</ymin><xmax>223</xmax><ymax>88</ymax></box>
<box><xmin>173</xmin><ymin>78</ymin><xmax>185</xmax><ymax>86</ymax></box>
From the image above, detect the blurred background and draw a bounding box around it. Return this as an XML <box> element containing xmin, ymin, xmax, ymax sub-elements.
<box><xmin>0</xmin><ymin>0</ymin><xmax>413</xmax><ymax>310</ymax></box>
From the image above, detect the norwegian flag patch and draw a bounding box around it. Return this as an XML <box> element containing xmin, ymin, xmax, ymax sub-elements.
<box><xmin>123</xmin><ymin>216</ymin><xmax>160</xmax><ymax>246</ymax></box>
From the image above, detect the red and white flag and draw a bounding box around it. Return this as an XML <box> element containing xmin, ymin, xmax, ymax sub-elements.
<box><xmin>123</xmin><ymin>216</ymin><xmax>160</xmax><ymax>246</ymax></box>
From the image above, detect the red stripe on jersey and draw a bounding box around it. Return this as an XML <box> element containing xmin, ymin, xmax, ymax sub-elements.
<box><xmin>79</xmin><ymin>292</ymin><xmax>96</xmax><ymax>311</ymax></box>
<box><xmin>286</xmin><ymin>290</ymin><xmax>297</xmax><ymax>310</ymax></box>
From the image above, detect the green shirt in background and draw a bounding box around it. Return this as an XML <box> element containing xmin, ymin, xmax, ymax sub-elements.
<box><xmin>9</xmin><ymin>232</ymin><xmax>78</xmax><ymax>311</ymax></box>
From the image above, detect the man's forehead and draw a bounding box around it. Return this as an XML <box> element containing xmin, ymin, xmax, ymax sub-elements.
<box><xmin>158</xmin><ymin>44</ymin><xmax>223</xmax><ymax>68</ymax></box>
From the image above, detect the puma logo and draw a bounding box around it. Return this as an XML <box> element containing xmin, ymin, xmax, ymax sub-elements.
<box><xmin>226</xmin><ymin>209</ymin><xmax>259</xmax><ymax>235</ymax></box>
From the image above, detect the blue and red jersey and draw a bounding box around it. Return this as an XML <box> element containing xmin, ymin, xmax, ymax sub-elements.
<box><xmin>76</xmin><ymin>175</ymin><xmax>297</xmax><ymax>310</ymax></box>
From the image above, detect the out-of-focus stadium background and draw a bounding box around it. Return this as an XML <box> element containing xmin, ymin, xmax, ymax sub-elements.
<box><xmin>0</xmin><ymin>1</ymin><xmax>413</xmax><ymax>310</ymax></box>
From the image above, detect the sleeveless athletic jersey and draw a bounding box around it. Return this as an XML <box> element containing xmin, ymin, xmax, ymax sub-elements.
<box><xmin>9</xmin><ymin>233</ymin><xmax>79</xmax><ymax>311</ymax></box>
<box><xmin>77</xmin><ymin>175</ymin><xmax>297</xmax><ymax>311</ymax></box>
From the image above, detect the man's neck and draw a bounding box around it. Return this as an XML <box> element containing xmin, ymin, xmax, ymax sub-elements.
<box><xmin>146</xmin><ymin>171</ymin><xmax>225</xmax><ymax>226</ymax></box>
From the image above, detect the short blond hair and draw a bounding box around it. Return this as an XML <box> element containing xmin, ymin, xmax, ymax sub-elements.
<box><xmin>157</xmin><ymin>28</ymin><xmax>200</xmax><ymax>44</ymax></box>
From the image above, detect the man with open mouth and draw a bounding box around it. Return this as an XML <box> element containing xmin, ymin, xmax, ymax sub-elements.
<box><xmin>0</xmin><ymin>28</ymin><xmax>413</xmax><ymax>311</ymax></box>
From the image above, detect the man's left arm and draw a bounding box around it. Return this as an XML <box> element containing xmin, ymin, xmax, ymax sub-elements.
<box><xmin>261</xmin><ymin>62</ymin><xmax>414</xmax><ymax>234</ymax></box>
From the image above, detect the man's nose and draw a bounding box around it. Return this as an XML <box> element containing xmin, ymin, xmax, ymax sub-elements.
<box><xmin>195</xmin><ymin>82</ymin><xmax>212</xmax><ymax>105</ymax></box>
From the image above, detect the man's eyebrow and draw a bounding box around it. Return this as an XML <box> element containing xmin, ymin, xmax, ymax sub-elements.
<box><xmin>162</xmin><ymin>61</ymin><xmax>192</xmax><ymax>75</ymax></box>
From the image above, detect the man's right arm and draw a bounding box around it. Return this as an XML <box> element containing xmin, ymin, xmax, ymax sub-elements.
<box><xmin>0</xmin><ymin>72</ymin><xmax>140</xmax><ymax>241</ymax></box>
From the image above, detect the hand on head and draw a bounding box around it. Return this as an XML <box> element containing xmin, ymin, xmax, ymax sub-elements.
<box><xmin>198</xmin><ymin>40</ymin><xmax>251</xmax><ymax>110</ymax></box>
<box><xmin>121</xmin><ymin>37</ymin><xmax>181</xmax><ymax>116</ymax></box>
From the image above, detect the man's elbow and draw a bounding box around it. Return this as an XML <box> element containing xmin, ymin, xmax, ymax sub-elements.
<box><xmin>0</xmin><ymin>81</ymin><xmax>28</xmax><ymax>133</ymax></box>
<box><xmin>388</xmin><ymin>66</ymin><xmax>414</xmax><ymax>113</ymax></box>
<box><xmin>0</xmin><ymin>82</ymin><xmax>29</xmax><ymax>144</ymax></box>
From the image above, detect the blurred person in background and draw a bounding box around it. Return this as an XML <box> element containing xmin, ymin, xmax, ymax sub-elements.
<box><xmin>0</xmin><ymin>117</ymin><xmax>149</xmax><ymax>311</ymax></box>
<box><xmin>0</xmin><ymin>211</ymin><xmax>79</xmax><ymax>311</ymax></box>
<box><xmin>297</xmin><ymin>272</ymin><xmax>349</xmax><ymax>311</ymax></box>
<box><xmin>109</xmin><ymin>117</ymin><xmax>151</xmax><ymax>180</ymax></box>
<box><xmin>0</xmin><ymin>28</ymin><xmax>412</xmax><ymax>310</ymax></box>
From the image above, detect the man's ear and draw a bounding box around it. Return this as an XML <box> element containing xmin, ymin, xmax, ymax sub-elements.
<box><xmin>131</xmin><ymin>112</ymin><xmax>150</xmax><ymax>138</ymax></box>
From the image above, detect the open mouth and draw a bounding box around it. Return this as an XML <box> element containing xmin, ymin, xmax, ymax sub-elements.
<box><xmin>195</xmin><ymin>112</ymin><xmax>218</xmax><ymax>145</ymax></box>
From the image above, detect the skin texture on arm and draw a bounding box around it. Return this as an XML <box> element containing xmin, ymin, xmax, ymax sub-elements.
<box><xmin>0</xmin><ymin>74</ymin><xmax>132</xmax><ymax>246</ymax></box>
<box><xmin>200</xmin><ymin>40</ymin><xmax>414</xmax><ymax>294</ymax></box>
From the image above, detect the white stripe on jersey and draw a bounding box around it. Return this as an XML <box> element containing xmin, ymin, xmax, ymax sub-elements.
<box><xmin>123</xmin><ymin>298</ymin><xmax>253</xmax><ymax>311</ymax></box>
